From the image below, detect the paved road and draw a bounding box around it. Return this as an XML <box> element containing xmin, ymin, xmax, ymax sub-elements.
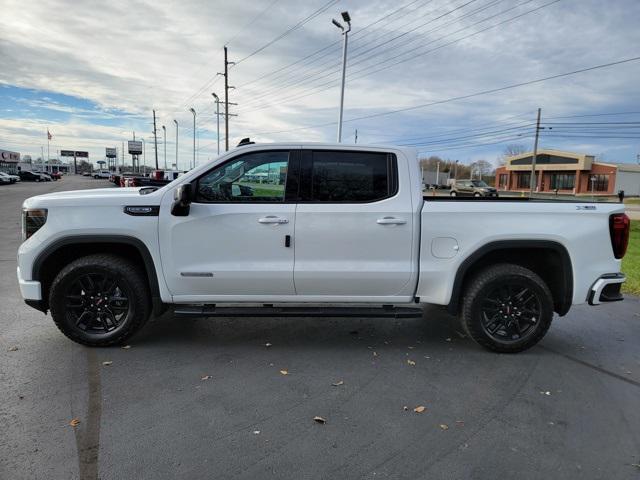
<box><xmin>1</xmin><ymin>176</ymin><xmax>639</xmax><ymax>480</ymax></box>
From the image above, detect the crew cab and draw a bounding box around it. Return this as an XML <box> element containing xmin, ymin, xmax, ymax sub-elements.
<box><xmin>17</xmin><ymin>143</ymin><xmax>630</xmax><ymax>352</ymax></box>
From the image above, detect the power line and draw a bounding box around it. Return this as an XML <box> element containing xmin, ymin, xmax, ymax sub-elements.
<box><xmin>238</xmin><ymin>0</ymin><xmax>558</xmax><ymax>114</ymax></box>
<box><xmin>232</xmin><ymin>0</ymin><xmax>339</xmax><ymax>66</ymax></box>
<box><xmin>240</xmin><ymin>54</ymin><xmax>640</xmax><ymax>138</ymax></box>
<box><xmin>225</xmin><ymin>0</ymin><xmax>281</xmax><ymax>47</ymax></box>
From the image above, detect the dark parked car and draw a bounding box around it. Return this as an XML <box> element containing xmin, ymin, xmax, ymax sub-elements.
<box><xmin>450</xmin><ymin>180</ymin><xmax>498</xmax><ymax>197</ymax></box>
<box><xmin>19</xmin><ymin>171</ymin><xmax>47</xmax><ymax>182</ymax></box>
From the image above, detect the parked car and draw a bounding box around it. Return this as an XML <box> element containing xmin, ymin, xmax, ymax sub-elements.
<box><xmin>17</xmin><ymin>142</ymin><xmax>629</xmax><ymax>353</ymax></box>
<box><xmin>450</xmin><ymin>179</ymin><xmax>498</xmax><ymax>197</ymax></box>
<box><xmin>19</xmin><ymin>171</ymin><xmax>47</xmax><ymax>182</ymax></box>
<box><xmin>37</xmin><ymin>172</ymin><xmax>53</xmax><ymax>182</ymax></box>
<box><xmin>49</xmin><ymin>172</ymin><xmax>62</xmax><ymax>180</ymax></box>
<box><xmin>82</xmin><ymin>172</ymin><xmax>92</xmax><ymax>177</ymax></box>
<box><xmin>0</xmin><ymin>172</ymin><xmax>18</xmax><ymax>184</ymax></box>
<box><xmin>93</xmin><ymin>170</ymin><xmax>111</xmax><ymax>179</ymax></box>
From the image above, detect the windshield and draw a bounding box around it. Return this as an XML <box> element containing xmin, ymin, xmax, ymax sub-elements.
<box><xmin>471</xmin><ymin>180</ymin><xmax>489</xmax><ymax>187</ymax></box>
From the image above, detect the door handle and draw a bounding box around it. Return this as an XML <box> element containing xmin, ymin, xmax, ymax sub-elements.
<box><xmin>376</xmin><ymin>217</ymin><xmax>406</xmax><ymax>225</ymax></box>
<box><xmin>258</xmin><ymin>216</ymin><xmax>289</xmax><ymax>224</ymax></box>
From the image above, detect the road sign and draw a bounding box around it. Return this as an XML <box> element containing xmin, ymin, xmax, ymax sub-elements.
<box><xmin>106</xmin><ymin>148</ymin><xmax>116</xmax><ymax>158</ymax></box>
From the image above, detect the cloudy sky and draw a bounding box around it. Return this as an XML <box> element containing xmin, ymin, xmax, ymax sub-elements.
<box><xmin>1</xmin><ymin>0</ymin><xmax>639</xmax><ymax>169</ymax></box>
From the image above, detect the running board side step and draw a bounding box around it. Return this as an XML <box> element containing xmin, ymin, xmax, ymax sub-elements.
<box><xmin>173</xmin><ymin>305</ymin><xmax>423</xmax><ymax>319</ymax></box>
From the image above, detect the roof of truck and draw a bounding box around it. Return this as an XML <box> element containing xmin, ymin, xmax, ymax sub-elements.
<box><xmin>234</xmin><ymin>141</ymin><xmax>418</xmax><ymax>156</ymax></box>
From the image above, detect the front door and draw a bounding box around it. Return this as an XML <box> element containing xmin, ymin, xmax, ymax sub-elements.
<box><xmin>159</xmin><ymin>149</ymin><xmax>297</xmax><ymax>300</ymax></box>
<box><xmin>293</xmin><ymin>149</ymin><xmax>415</xmax><ymax>299</ymax></box>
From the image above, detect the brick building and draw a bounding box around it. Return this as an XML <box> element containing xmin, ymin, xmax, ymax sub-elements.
<box><xmin>494</xmin><ymin>149</ymin><xmax>640</xmax><ymax>196</ymax></box>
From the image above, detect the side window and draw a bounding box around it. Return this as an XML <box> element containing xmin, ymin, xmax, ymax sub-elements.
<box><xmin>307</xmin><ymin>151</ymin><xmax>396</xmax><ymax>202</ymax></box>
<box><xmin>195</xmin><ymin>151</ymin><xmax>289</xmax><ymax>202</ymax></box>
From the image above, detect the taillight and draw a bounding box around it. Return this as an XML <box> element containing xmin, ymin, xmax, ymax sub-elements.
<box><xmin>609</xmin><ymin>213</ymin><xmax>630</xmax><ymax>259</ymax></box>
<box><xmin>22</xmin><ymin>208</ymin><xmax>47</xmax><ymax>241</ymax></box>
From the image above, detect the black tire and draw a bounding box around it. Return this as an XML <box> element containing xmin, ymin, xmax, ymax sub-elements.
<box><xmin>460</xmin><ymin>263</ymin><xmax>554</xmax><ymax>353</ymax></box>
<box><xmin>49</xmin><ymin>254</ymin><xmax>151</xmax><ymax>346</ymax></box>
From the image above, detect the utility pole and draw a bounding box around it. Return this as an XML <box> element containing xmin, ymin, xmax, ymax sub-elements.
<box><xmin>173</xmin><ymin>120</ymin><xmax>178</xmax><ymax>170</ymax></box>
<box><xmin>189</xmin><ymin>108</ymin><xmax>196</xmax><ymax>169</ymax></box>
<box><xmin>530</xmin><ymin>107</ymin><xmax>542</xmax><ymax>195</ymax></box>
<box><xmin>332</xmin><ymin>12</ymin><xmax>351</xmax><ymax>142</ymax></box>
<box><xmin>152</xmin><ymin>109</ymin><xmax>159</xmax><ymax>170</ymax></box>
<box><xmin>354</xmin><ymin>129</ymin><xmax>358</xmax><ymax>144</ymax></box>
<box><xmin>122</xmin><ymin>141</ymin><xmax>125</xmax><ymax>173</ymax></box>
<box><xmin>224</xmin><ymin>47</ymin><xmax>231</xmax><ymax>151</ymax></box>
<box><xmin>162</xmin><ymin>125</ymin><xmax>167</xmax><ymax>169</ymax></box>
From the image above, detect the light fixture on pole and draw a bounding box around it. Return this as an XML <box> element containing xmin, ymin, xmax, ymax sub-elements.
<box><xmin>173</xmin><ymin>119</ymin><xmax>179</xmax><ymax>170</ymax></box>
<box><xmin>332</xmin><ymin>11</ymin><xmax>351</xmax><ymax>143</ymax></box>
<box><xmin>162</xmin><ymin>125</ymin><xmax>167</xmax><ymax>169</ymax></box>
<box><xmin>189</xmin><ymin>108</ymin><xmax>196</xmax><ymax>169</ymax></box>
<box><xmin>212</xmin><ymin>92</ymin><xmax>220</xmax><ymax>156</ymax></box>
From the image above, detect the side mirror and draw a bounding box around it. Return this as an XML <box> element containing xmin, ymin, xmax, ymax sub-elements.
<box><xmin>171</xmin><ymin>183</ymin><xmax>192</xmax><ymax>216</ymax></box>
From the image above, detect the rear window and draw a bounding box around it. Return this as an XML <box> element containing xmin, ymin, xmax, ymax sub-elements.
<box><xmin>308</xmin><ymin>151</ymin><xmax>397</xmax><ymax>202</ymax></box>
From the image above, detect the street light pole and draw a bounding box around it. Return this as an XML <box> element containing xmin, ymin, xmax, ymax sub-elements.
<box><xmin>332</xmin><ymin>11</ymin><xmax>351</xmax><ymax>143</ymax></box>
<box><xmin>212</xmin><ymin>92</ymin><xmax>220</xmax><ymax>155</ymax></box>
<box><xmin>152</xmin><ymin>109</ymin><xmax>159</xmax><ymax>170</ymax></box>
<box><xmin>189</xmin><ymin>108</ymin><xmax>196</xmax><ymax>169</ymax></box>
<box><xmin>173</xmin><ymin>119</ymin><xmax>178</xmax><ymax>170</ymax></box>
<box><xmin>141</xmin><ymin>138</ymin><xmax>146</xmax><ymax>174</ymax></box>
<box><xmin>162</xmin><ymin>125</ymin><xmax>167</xmax><ymax>169</ymax></box>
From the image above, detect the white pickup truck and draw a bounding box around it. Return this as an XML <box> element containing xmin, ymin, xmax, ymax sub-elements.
<box><xmin>17</xmin><ymin>143</ymin><xmax>630</xmax><ymax>352</ymax></box>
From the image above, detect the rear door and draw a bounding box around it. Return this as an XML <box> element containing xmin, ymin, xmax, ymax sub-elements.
<box><xmin>293</xmin><ymin>148</ymin><xmax>415</xmax><ymax>299</ymax></box>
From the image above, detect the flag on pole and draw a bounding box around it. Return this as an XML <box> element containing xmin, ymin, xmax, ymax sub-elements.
<box><xmin>47</xmin><ymin>129</ymin><xmax>52</xmax><ymax>140</ymax></box>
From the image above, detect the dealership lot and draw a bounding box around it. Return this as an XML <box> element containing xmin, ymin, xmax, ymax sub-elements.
<box><xmin>1</xmin><ymin>176</ymin><xmax>639</xmax><ymax>479</ymax></box>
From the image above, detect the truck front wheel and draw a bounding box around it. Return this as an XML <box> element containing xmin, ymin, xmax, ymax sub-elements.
<box><xmin>49</xmin><ymin>254</ymin><xmax>151</xmax><ymax>346</ymax></box>
<box><xmin>460</xmin><ymin>263</ymin><xmax>554</xmax><ymax>353</ymax></box>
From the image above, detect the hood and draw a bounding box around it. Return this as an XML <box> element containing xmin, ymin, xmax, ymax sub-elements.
<box><xmin>23</xmin><ymin>187</ymin><xmax>162</xmax><ymax>209</ymax></box>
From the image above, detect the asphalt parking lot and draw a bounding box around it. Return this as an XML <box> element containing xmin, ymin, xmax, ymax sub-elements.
<box><xmin>1</xmin><ymin>176</ymin><xmax>639</xmax><ymax>480</ymax></box>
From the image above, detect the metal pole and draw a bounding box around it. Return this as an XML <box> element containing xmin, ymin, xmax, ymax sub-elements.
<box><xmin>354</xmin><ymin>129</ymin><xmax>358</xmax><ymax>143</ymax></box>
<box><xmin>162</xmin><ymin>125</ymin><xmax>167</xmax><ymax>169</ymax></box>
<box><xmin>189</xmin><ymin>108</ymin><xmax>196</xmax><ymax>169</ymax></box>
<box><xmin>436</xmin><ymin>161</ymin><xmax>440</xmax><ymax>187</ymax></box>
<box><xmin>212</xmin><ymin>93</ymin><xmax>220</xmax><ymax>155</ymax></box>
<box><xmin>173</xmin><ymin>119</ymin><xmax>178</xmax><ymax>170</ymax></box>
<box><xmin>530</xmin><ymin>107</ymin><xmax>541</xmax><ymax>195</ymax></box>
<box><xmin>336</xmin><ymin>21</ymin><xmax>350</xmax><ymax>142</ymax></box>
<box><xmin>153</xmin><ymin>109</ymin><xmax>159</xmax><ymax>170</ymax></box>
<box><xmin>224</xmin><ymin>46</ymin><xmax>230</xmax><ymax>151</ymax></box>
<box><xmin>142</xmin><ymin>139</ymin><xmax>146</xmax><ymax>174</ymax></box>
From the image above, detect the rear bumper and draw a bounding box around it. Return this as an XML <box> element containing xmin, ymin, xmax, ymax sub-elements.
<box><xmin>588</xmin><ymin>273</ymin><xmax>625</xmax><ymax>305</ymax></box>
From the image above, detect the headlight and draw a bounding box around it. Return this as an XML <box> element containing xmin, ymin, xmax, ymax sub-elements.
<box><xmin>22</xmin><ymin>208</ymin><xmax>47</xmax><ymax>241</ymax></box>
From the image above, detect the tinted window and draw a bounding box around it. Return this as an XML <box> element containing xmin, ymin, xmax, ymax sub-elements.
<box><xmin>196</xmin><ymin>151</ymin><xmax>289</xmax><ymax>202</ymax></box>
<box><xmin>309</xmin><ymin>151</ymin><xmax>395</xmax><ymax>202</ymax></box>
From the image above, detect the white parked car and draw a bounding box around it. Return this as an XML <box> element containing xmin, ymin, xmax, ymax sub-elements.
<box><xmin>93</xmin><ymin>170</ymin><xmax>111</xmax><ymax>179</ymax></box>
<box><xmin>16</xmin><ymin>143</ymin><xmax>630</xmax><ymax>352</ymax></box>
<box><xmin>0</xmin><ymin>172</ymin><xmax>18</xmax><ymax>184</ymax></box>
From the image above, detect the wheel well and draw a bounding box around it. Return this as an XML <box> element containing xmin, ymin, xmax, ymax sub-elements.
<box><xmin>448</xmin><ymin>243</ymin><xmax>573</xmax><ymax>317</ymax></box>
<box><xmin>35</xmin><ymin>239</ymin><xmax>159</xmax><ymax>311</ymax></box>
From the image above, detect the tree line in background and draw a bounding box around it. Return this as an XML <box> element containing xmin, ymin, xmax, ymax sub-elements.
<box><xmin>418</xmin><ymin>144</ymin><xmax>528</xmax><ymax>185</ymax></box>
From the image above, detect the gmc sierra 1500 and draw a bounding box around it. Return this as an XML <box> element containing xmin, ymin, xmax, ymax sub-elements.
<box><xmin>17</xmin><ymin>143</ymin><xmax>630</xmax><ymax>352</ymax></box>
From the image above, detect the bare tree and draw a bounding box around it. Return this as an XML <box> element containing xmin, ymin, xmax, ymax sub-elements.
<box><xmin>498</xmin><ymin>144</ymin><xmax>528</xmax><ymax>165</ymax></box>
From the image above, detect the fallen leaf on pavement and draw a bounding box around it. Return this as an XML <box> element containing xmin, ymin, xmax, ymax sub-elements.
<box><xmin>265</xmin><ymin>343</ymin><xmax>272</xmax><ymax>347</ymax></box>
<box><xmin>8</xmin><ymin>346</ymin><xmax>19</xmax><ymax>352</ymax></box>
<box><xmin>253</xmin><ymin>430</ymin><xmax>261</xmax><ymax>435</ymax></box>
<box><xmin>280</xmin><ymin>370</ymin><xmax>289</xmax><ymax>375</ymax></box>
<box><xmin>102</xmin><ymin>361</ymin><xmax>112</xmax><ymax>366</ymax></box>
<box><xmin>408</xmin><ymin>346</ymin><xmax>415</xmax><ymax>350</ymax></box>
<box><xmin>414</xmin><ymin>406</ymin><xmax>426</xmax><ymax>413</ymax></box>
<box><xmin>69</xmin><ymin>418</ymin><xmax>81</xmax><ymax>427</ymax></box>
<box><xmin>445</xmin><ymin>338</ymin><xmax>452</xmax><ymax>342</ymax></box>
<box><xmin>373</xmin><ymin>351</ymin><xmax>378</xmax><ymax>357</ymax></box>
<box><xmin>121</xmin><ymin>345</ymin><xmax>131</xmax><ymax>350</ymax></box>
<box><xmin>313</xmin><ymin>416</ymin><xmax>326</xmax><ymax>424</ymax></box>
<box><xmin>440</xmin><ymin>424</ymin><xmax>449</xmax><ymax>430</ymax></box>
<box><xmin>331</xmin><ymin>380</ymin><xmax>344</xmax><ymax>386</ymax></box>
<box><xmin>201</xmin><ymin>375</ymin><xmax>212</xmax><ymax>381</ymax></box>
<box><xmin>403</xmin><ymin>406</ymin><xmax>409</xmax><ymax>411</ymax></box>
<box><xmin>540</xmin><ymin>391</ymin><xmax>551</xmax><ymax>396</ymax></box>
<box><xmin>407</xmin><ymin>359</ymin><xmax>416</xmax><ymax>366</ymax></box>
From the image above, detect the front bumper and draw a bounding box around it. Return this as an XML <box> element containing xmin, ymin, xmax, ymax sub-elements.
<box><xmin>17</xmin><ymin>266</ymin><xmax>42</xmax><ymax>301</ymax></box>
<box><xmin>588</xmin><ymin>273</ymin><xmax>625</xmax><ymax>305</ymax></box>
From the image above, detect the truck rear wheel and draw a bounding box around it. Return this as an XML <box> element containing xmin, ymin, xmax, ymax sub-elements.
<box><xmin>49</xmin><ymin>254</ymin><xmax>151</xmax><ymax>347</ymax></box>
<box><xmin>460</xmin><ymin>263</ymin><xmax>554</xmax><ymax>353</ymax></box>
